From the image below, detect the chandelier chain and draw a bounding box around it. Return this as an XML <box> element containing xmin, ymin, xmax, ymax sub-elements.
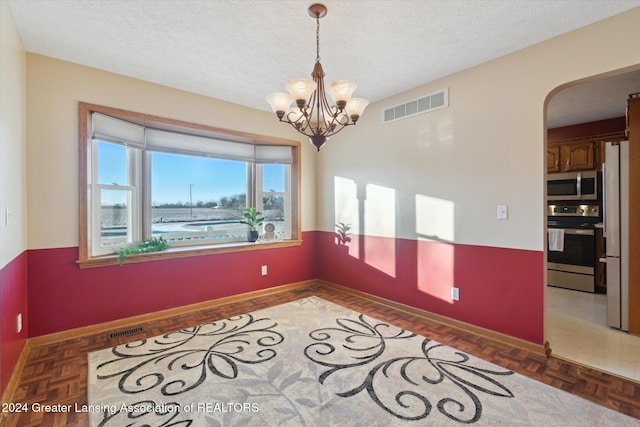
<box><xmin>315</xmin><ymin>14</ymin><xmax>321</xmax><ymax>63</ymax></box>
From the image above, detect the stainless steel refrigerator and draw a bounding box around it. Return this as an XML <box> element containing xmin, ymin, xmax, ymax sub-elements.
<box><xmin>604</xmin><ymin>141</ymin><xmax>629</xmax><ymax>331</ymax></box>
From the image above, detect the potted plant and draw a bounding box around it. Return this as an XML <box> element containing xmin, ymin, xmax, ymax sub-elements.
<box><xmin>240</xmin><ymin>207</ymin><xmax>264</xmax><ymax>242</ymax></box>
<box><xmin>116</xmin><ymin>236</ymin><xmax>170</xmax><ymax>265</ymax></box>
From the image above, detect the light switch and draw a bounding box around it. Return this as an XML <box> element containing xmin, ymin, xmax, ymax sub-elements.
<box><xmin>5</xmin><ymin>206</ymin><xmax>12</xmax><ymax>226</ymax></box>
<box><xmin>497</xmin><ymin>204</ymin><xmax>508</xmax><ymax>220</ymax></box>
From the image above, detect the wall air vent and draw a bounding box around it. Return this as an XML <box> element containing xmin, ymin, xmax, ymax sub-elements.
<box><xmin>383</xmin><ymin>88</ymin><xmax>448</xmax><ymax>124</ymax></box>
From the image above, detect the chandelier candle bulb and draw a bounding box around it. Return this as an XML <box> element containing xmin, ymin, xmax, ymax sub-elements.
<box><xmin>285</xmin><ymin>78</ymin><xmax>317</xmax><ymax>106</ymax></box>
<box><xmin>346</xmin><ymin>98</ymin><xmax>370</xmax><ymax>122</ymax></box>
<box><xmin>328</xmin><ymin>80</ymin><xmax>358</xmax><ymax>108</ymax></box>
<box><xmin>266</xmin><ymin>3</ymin><xmax>368</xmax><ymax>151</ymax></box>
<box><xmin>266</xmin><ymin>93</ymin><xmax>293</xmax><ymax>119</ymax></box>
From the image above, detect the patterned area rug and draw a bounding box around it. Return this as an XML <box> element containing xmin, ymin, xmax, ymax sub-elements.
<box><xmin>88</xmin><ymin>297</ymin><xmax>639</xmax><ymax>426</ymax></box>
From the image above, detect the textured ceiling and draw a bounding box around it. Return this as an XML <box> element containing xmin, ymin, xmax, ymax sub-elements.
<box><xmin>7</xmin><ymin>0</ymin><xmax>640</xmax><ymax>127</ymax></box>
<box><xmin>547</xmin><ymin>69</ymin><xmax>640</xmax><ymax>128</ymax></box>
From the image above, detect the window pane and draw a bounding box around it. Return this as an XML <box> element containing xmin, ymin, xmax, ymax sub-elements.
<box><xmin>100</xmin><ymin>189</ymin><xmax>132</xmax><ymax>248</ymax></box>
<box><xmin>150</xmin><ymin>151</ymin><xmax>248</xmax><ymax>243</ymax></box>
<box><xmin>263</xmin><ymin>194</ymin><xmax>286</xmax><ymax>237</ymax></box>
<box><xmin>262</xmin><ymin>164</ymin><xmax>288</xmax><ymax>240</ymax></box>
<box><xmin>263</xmin><ymin>164</ymin><xmax>285</xmax><ymax>192</ymax></box>
<box><xmin>97</xmin><ymin>141</ymin><xmax>129</xmax><ymax>185</ymax></box>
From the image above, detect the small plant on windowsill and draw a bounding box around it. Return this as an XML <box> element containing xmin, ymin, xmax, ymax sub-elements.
<box><xmin>116</xmin><ymin>236</ymin><xmax>170</xmax><ymax>265</ymax></box>
<box><xmin>240</xmin><ymin>207</ymin><xmax>264</xmax><ymax>242</ymax></box>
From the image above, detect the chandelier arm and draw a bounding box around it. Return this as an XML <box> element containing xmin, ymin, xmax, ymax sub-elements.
<box><xmin>284</xmin><ymin>104</ymin><xmax>312</xmax><ymax>133</ymax></box>
<box><xmin>320</xmin><ymin>94</ymin><xmax>349</xmax><ymax>136</ymax></box>
<box><xmin>317</xmin><ymin>116</ymin><xmax>349</xmax><ymax>137</ymax></box>
<box><xmin>332</xmin><ymin>115</ymin><xmax>351</xmax><ymax>128</ymax></box>
<box><xmin>281</xmin><ymin>104</ymin><xmax>353</xmax><ymax>140</ymax></box>
<box><xmin>306</xmin><ymin>90</ymin><xmax>319</xmax><ymax>135</ymax></box>
<box><xmin>320</xmin><ymin>121</ymin><xmax>351</xmax><ymax>138</ymax></box>
<box><xmin>283</xmin><ymin>96</ymin><xmax>315</xmax><ymax>136</ymax></box>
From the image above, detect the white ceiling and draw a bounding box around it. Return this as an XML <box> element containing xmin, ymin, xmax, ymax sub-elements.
<box><xmin>547</xmin><ymin>69</ymin><xmax>640</xmax><ymax>128</ymax></box>
<box><xmin>7</xmin><ymin>0</ymin><xmax>640</xmax><ymax>128</ymax></box>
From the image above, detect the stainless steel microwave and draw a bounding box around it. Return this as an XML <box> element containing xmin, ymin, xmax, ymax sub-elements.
<box><xmin>547</xmin><ymin>171</ymin><xmax>597</xmax><ymax>201</ymax></box>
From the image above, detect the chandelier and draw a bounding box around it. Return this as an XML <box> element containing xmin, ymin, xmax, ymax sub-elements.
<box><xmin>266</xmin><ymin>3</ymin><xmax>369</xmax><ymax>151</ymax></box>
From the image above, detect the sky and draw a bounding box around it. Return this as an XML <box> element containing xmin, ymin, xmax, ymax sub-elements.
<box><xmin>97</xmin><ymin>141</ymin><xmax>284</xmax><ymax>205</ymax></box>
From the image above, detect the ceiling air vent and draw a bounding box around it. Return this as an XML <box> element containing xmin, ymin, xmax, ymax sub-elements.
<box><xmin>383</xmin><ymin>88</ymin><xmax>448</xmax><ymax>124</ymax></box>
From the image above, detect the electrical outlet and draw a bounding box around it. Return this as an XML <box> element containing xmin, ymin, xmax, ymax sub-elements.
<box><xmin>261</xmin><ymin>265</ymin><xmax>268</xmax><ymax>276</ymax></box>
<box><xmin>451</xmin><ymin>287</ymin><xmax>459</xmax><ymax>301</ymax></box>
<box><xmin>17</xmin><ymin>313</ymin><xmax>22</xmax><ymax>333</ymax></box>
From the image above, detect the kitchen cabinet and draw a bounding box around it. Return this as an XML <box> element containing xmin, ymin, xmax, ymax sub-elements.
<box><xmin>547</xmin><ymin>141</ymin><xmax>596</xmax><ymax>173</ymax></box>
<box><xmin>561</xmin><ymin>142</ymin><xmax>596</xmax><ymax>171</ymax></box>
<box><xmin>546</xmin><ymin>146</ymin><xmax>561</xmax><ymax>173</ymax></box>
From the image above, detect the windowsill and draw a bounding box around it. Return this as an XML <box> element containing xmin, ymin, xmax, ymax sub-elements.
<box><xmin>76</xmin><ymin>239</ymin><xmax>303</xmax><ymax>269</ymax></box>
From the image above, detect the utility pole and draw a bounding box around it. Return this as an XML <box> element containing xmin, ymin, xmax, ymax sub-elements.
<box><xmin>189</xmin><ymin>184</ymin><xmax>194</xmax><ymax>217</ymax></box>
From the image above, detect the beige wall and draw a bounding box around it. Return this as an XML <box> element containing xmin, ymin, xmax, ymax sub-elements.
<box><xmin>21</xmin><ymin>7</ymin><xmax>640</xmax><ymax>253</ymax></box>
<box><xmin>317</xmin><ymin>7</ymin><xmax>640</xmax><ymax>252</ymax></box>
<box><xmin>0</xmin><ymin>1</ymin><xmax>27</xmax><ymax>267</ymax></box>
<box><xmin>26</xmin><ymin>54</ymin><xmax>316</xmax><ymax>250</ymax></box>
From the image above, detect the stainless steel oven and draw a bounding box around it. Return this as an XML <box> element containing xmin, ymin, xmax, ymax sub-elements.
<box><xmin>547</xmin><ymin>205</ymin><xmax>599</xmax><ymax>292</ymax></box>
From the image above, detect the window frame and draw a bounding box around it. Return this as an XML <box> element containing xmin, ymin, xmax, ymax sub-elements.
<box><xmin>78</xmin><ymin>102</ymin><xmax>302</xmax><ymax>268</ymax></box>
<box><xmin>90</xmin><ymin>139</ymin><xmax>143</xmax><ymax>256</ymax></box>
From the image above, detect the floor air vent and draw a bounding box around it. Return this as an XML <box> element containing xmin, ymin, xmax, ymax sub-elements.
<box><xmin>108</xmin><ymin>327</ymin><xmax>144</xmax><ymax>339</ymax></box>
<box><xmin>383</xmin><ymin>88</ymin><xmax>448</xmax><ymax>124</ymax></box>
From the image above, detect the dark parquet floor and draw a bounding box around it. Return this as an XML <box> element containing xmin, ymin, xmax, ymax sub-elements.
<box><xmin>2</xmin><ymin>282</ymin><xmax>639</xmax><ymax>426</ymax></box>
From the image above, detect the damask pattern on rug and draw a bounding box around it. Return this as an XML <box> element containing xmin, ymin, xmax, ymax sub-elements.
<box><xmin>97</xmin><ymin>313</ymin><xmax>284</xmax><ymax>396</ymax></box>
<box><xmin>304</xmin><ymin>313</ymin><xmax>514</xmax><ymax>423</ymax></box>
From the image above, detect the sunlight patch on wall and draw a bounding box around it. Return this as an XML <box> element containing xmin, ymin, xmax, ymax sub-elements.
<box><xmin>365</xmin><ymin>184</ymin><xmax>396</xmax><ymax>238</ymax></box>
<box><xmin>415</xmin><ymin>194</ymin><xmax>455</xmax><ymax>242</ymax></box>
<box><xmin>364</xmin><ymin>184</ymin><xmax>396</xmax><ymax>277</ymax></box>
<box><xmin>416</xmin><ymin>194</ymin><xmax>455</xmax><ymax>302</ymax></box>
<box><xmin>417</xmin><ymin>239</ymin><xmax>455</xmax><ymax>303</ymax></box>
<box><xmin>334</xmin><ymin>176</ymin><xmax>360</xmax><ymax>258</ymax></box>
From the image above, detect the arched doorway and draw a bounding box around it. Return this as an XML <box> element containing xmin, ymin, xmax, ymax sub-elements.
<box><xmin>544</xmin><ymin>68</ymin><xmax>640</xmax><ymax>382</ymax></box>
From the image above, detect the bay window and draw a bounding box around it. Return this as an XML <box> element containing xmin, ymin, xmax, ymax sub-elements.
<box><xmin>79</xmin><ymin>103</ymin><xmax>301</xmax><ymax>267</ymax></box>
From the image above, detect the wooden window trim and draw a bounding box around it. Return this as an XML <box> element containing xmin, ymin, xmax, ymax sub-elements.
<box><xmin>77</xmin><ymin>240</ymin><xmax>303</xmax><ymax>269</ymax></box>
<box><xmin>77</xmin><ymin>102</ymin><xmax>302</xmax><ymax>268</ymax></box>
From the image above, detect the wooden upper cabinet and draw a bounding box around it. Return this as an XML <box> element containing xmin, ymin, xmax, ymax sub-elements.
<box><xmin>561</xmin><ymin>142</ymin><xmax>596</xmax><ymax>171</ymax></box>
<box><xmin>546</xmin><ymin>146</ymin><xmax>561</xmax><ymax>173</ymax></box>
<box><xmin>547</xmin><ymin>141</ymin><xmax>596</xmax><ymax>173</ymax></box>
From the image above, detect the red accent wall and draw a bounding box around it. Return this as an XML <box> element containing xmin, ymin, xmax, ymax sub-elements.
<box><xmin>27</xmin><ymin>232</ymin><xmax>317</xmax><ymax>337</ymax></box>
<box><xmin>26</xmin><ymin>230</ymin><xmax>544</xmax><ymax>345</ymax></box>
<box><xmin>316</xmin><ymin>231</ymin><xmax>544</xmax><ymax>344</ymax></box>
<box><xmin>0</xmin><ymin>252</ymin><xmax>29</xmax><ymax>396</ymax></box>
<box><xmin>547</xmin><ymin>117</ymin><xmax>625</xmax><ymax>141</ymax></box>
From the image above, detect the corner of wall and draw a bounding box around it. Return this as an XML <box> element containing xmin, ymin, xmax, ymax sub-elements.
<box><xmin>1</xmin><ymin>0</ymin><xmax>29</xmax><ymax>398</ymax></box>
